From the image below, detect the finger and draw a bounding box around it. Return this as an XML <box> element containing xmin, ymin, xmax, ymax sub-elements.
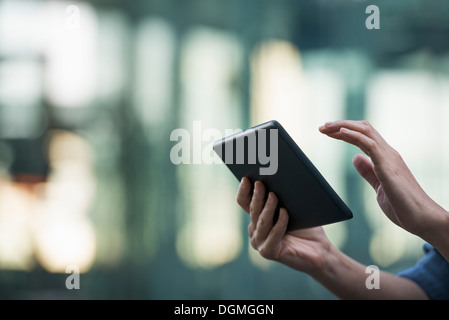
<box><xmin>249</xmin><ymin>181</ymin><xmax>266</xmax><ymax>236</ymax></box>
<box><xmin>352</xmin><ymin>154</ymin><xmax>380</xmax><ymax>191</ymax></box>
<box><xmin>266</xmin><ymin>207</ymin><xmax>289</xmax><ymax>249</ymax></box>
<box><xmin>236</xmin><ymin>177</ymin><xmax>251</xmax><ymax>212</ymax></box>
<box><xmin>321</xmin><ymin>121</ymin><xmax>386</xmax><ymax>163</ymax></box>
<box><xmin>258</xmin><ymin>208</ymin><xmax>289</xmax><ymax>260</ymax></box>
<box><xmin>319</xmin><ymin>122</ymin><xmax>373</xmax><ymax>147</ymax></box>
<box><xmin>252</xmin><ymin>192</ymin><xmax>278</xmax><ymax>247</ymax></box>
<box><xmin>339</xmin><ymin>127</ymin><xmax>379</xmax><ymax>160</ymax></box>
<box><xmin>320</xmin><ymin>120</ymin><xmax>383</xmax><ymax>141</ymax></box>
<box><xmin>322</xmin><ymin>131</ymin><xmax>345</xmax><ymax>141</ymax></box>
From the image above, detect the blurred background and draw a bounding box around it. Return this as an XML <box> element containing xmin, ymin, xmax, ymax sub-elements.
<box><xmin>0</xmin><ymin>0</ymin><xmax>448</xmax><ymax>299</ymax></box>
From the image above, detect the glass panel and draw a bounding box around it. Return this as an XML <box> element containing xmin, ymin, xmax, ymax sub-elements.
<box><xmin>176</xmin><ymin>27</ymin><xmax>243</xmax><ymax>268</ymax></box>
<box><xmin>250</xmin><ymin>42</ymin><xmax>347</xmax><ymax>251</ymax></box>
<box><xmin>365</xmin><ymin>69</ymin><xmax>449</xmax><ymax>266</ymax></box>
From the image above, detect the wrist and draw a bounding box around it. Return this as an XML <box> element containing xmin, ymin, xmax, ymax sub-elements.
<box><xmin>309</xmin><ymin>243</ymin><xmax>364</xmax><ymax>299</ymax></box>
<box><xmin>310</xmin><ymin>242</ymin><xmax>343</xmax><ymax>281</ymax></box>
<box><xmin>420</xmin><ymin>206</ymin><xmax>449</xmax><ymax>253</ymax></box>
<box><xmin>414</xmin><ymin>201</ymin><xmax>448</xmax><ymax>241</ymax></box>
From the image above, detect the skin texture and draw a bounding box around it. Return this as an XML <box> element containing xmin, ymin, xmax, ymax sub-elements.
<box><xmin>236</xmin><ymin>120</ymin><xmax>449</xmax><ymax>299</ymax></box>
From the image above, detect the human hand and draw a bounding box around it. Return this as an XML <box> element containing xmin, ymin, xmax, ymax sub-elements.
<box><xmin>236</xmin><ymin>177</ymin><xmax>332</xmax><ymax>275</ymax></box>
<box><xmin>235</xmin><ymin>152</ymin><xmax>432</xmax><ymax>299</ymax></box>
<box><xmin>319</xmin><ymin>120</ymin><xmax>448</xmax><ymax>240</ymax></box>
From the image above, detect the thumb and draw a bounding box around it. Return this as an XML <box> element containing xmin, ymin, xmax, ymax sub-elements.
<box><xmin>352</xmin><ymin>154</ymin><xmax>380</xmax><ymax>191</ymax></box>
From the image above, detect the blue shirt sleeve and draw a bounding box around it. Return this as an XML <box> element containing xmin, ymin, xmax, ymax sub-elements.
<box><xmin>397</xmin><ymin>243</ymin><xmax>449</xmax><ymax>300</ymax></box>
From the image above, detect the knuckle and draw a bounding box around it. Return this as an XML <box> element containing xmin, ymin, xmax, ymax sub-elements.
<box><xmin>266</xmin><ymin>194</ymin><xmax>277</xmax><ymax>210</ymax></box>
<box><xmin>258</xmin><ymin>246</ymin><xmax>274</xmax><ymax>260</ymax></box>
<box><xmin>251</xmin><ymin>236</ymin><xmax>257</xmax><ymax>249</ymax></box>
<box><xmin>366</xmin><ymin>138</ymin><xmax>377</xmax><ymax>150</ymax></box>
<box><xmin>258</xmin><ymin>246</ymin><xmax>268</xmax><ymax>257</ymax></box>
<box><xmin>392</xmin><ymin>148</ymin><xmax>402</xmax><ymax>159</ymax></box>
<box><xmin>249</xmin><ymin>200</ymin><xmax>256</xmax><ymax>215</ymax></box>
<box><xmin>248</xmin><ymin>224</ymin><xmax>254</xmax><ymax>236</ymax></box>
<box><xmin>237</xmin><ymin>195</ymin><xmax>249</xmax><ymax>211</ymax></box>
<box><xmin>236</xmin><ymin>195</ymin><xmax>243</xmax><ymax>207</ymax></box>
<box><xmin>363</xmin><ymin>120</ymin><xmax>375</xmax><ymax>134</ymax></box>
<box><xmin>361</xmin><ymin>120</ymin><xmax>371</xmax><ymax>127</ymax></box>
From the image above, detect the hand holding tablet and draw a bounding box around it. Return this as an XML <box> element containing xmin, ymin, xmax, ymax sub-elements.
<box><xmin>213</xmin><ymin>120</ymin><xmax>353</xmax><ymax>231</ymax></box>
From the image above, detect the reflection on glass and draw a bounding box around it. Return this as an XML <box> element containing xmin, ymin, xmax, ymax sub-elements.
<box><xmin>0</xmin><ymin>60</ymin><xmax>46</xmax><ymax>139</ymax></box>
<box><xmin>34</xmin><ymin>130</ymin><xmax>96</xmax><ymax>273</ymax></box>
<box><xmin>250</xmin><ymin>42</ymin><xmax>348</xmax><ymax>252</ymax></box>
<box><xmin>44</xmin><ymin>2</ymin><xmax>98</xmax><ymax>108</ymax></box>
<box><xmin>0</xmin><ymin>181</ymin><xmax>35</xmax><ymax>270</ymax></box>
<box><xmin>176</xmin><ymin>27</ymin><xmax>243</xmax><ymax>268</ymax></box>
<box><xmin>365</xmin><ymin>69</ymin><xmax>449</xmax><ymax>266</ymax></box>
<box><xmin>134</xmin><ymin>17</ymin><xmax>175</xmax><ymax>143</ymax></box>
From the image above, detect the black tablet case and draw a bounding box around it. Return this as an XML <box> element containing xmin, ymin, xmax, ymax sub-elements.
<box><xmin>213</xmin><ymin>120</ymin><xmax>353</xmax><ymax>230</ymax></box>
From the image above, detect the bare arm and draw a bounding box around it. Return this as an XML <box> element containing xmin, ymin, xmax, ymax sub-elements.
<box><xmin>313</xmin><ymin>242</ymin><xmax>427</xmax><ymax>300</ymax></box>
<box><xmin>236</xmin><ymin>178</ymin><xmax>428</xmax><ymax>299</ymax></box>
<box><xmin>319</xmin><ymin>120</ymin><xmax>449</xmax><ymax>263</ymax></box>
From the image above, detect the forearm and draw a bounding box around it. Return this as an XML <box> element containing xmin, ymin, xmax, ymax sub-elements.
<box><xmin>311</xmin><ymin>244</ymin><xmax>428</xmax><ymax>300</ymax></box>
<box><xmin>417</xmin><ymin>203</ymin><xmax>449</xmax><ymax>263</ymax></box>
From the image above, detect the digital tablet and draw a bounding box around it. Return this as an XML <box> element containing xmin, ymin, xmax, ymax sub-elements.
<box><xmin>213</xmin><ymin>120</ymin><xmax>353</xmax><ymax>230</ymax></box>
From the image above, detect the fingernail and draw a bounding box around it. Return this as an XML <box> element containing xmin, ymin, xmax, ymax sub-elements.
<box><xmin>254</xmin><ymin>181</ymin><xmax>259</xmax><ymax>194</ymax></box>
<box><xmin>340</xmin><ymin>127</ymin><xmax>349</xmax><ymax>133</ymax></box>
<box><xmin>280</xmin><ymin>207</ymin><xmax>288</xmax><ymax>217</ymax></box>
